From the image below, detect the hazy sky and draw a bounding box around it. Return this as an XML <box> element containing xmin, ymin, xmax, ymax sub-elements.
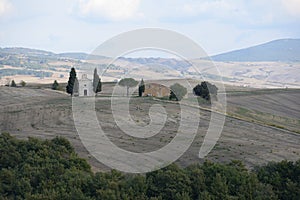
<box><xmin>0</xmin><ymin>0</ymin><xmax>299</xmax><ymax>55</ymax></box>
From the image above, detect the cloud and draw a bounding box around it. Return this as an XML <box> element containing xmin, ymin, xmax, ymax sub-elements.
<box><xmin>174</xmin><ymin>0</ymin><xmax>300</xmax><ymax>27</ymax></box>
<box><xmin>0</xmin><ymin>0</ymin><xmax>13</xmax><ymax>18</ymax></box>
<box><xmin>181</xmin><ymin>0</ymin><xmax>245</xmax><ymax>19</ymax></box>
<box><xmin>281</xmin><ymin>0</ymin><xmax>300</xmax><ymax>17</ymax></box>
<box><xmin>76</xmin><ymin>0</ymin><xmax>142</xmax><ymax>21</ymax></box>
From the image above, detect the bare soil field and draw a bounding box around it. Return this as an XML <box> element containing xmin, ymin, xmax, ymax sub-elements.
<box><xmin>0</xmin><ymin>86</ymin><xmax>299</xmax><ymax>171</ymax></box>
<box><xmin>227</xmin><ymin>89</ymin><xmax>300</xmax><ymax>133</ymax></box>
<box><xmin>227</xmin><ymin>89</ymin><xmax>300</xmax><ymax>119</ymax></box>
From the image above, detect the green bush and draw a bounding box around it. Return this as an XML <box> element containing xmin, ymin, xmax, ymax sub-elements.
<box><xmin>193</xmin><ymin>81</ymin><xmax>218</xmax><ymax>101</ymax></box>
<box><xmin>169</xmin><ymin>83</ymin><xmax>187</xmax><ymax>101</ymax></box>
<box><xmin>51</xmin><ymin>80</ymin><xmax>60</xmax><ymax>90</ymax></box>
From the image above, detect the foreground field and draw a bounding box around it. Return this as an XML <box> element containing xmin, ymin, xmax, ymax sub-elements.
<box><xmin>0</xmin><ymin>86</ymin><xmax>299</xmax><ymax>171</ymax></box>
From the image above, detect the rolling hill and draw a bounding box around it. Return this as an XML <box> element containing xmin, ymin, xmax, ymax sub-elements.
<box><xmin>0</xmin><ymin>38</ymin><xmax>300</xmax><ymax>88</ymax></box>
<box><xmin>211</xmin><ymin>39</ymin><xmax>300</xmax><ymax>62</ymax></box>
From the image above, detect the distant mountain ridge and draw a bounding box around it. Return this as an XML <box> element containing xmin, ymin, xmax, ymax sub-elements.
<box><xmin>1</xmin><ymin>38</ymin><xmax>299</xmax><ymax>62</ymax></box>
<box><xmin>0</xmin><ymin>47</ymin><xmax>53</xmax><ymax>55</ymax></box>
<box><xmin>0</xmin><ymin>39</ymin><xmax>299</xmax><ymax>88</ymax></box>
<box><xmin>211</xmin><ymin>39</ymin><xmax>300</xmax><ymax>62</ymax></box>
<box><xmin>0</xmin><ymin>47</ymin><xmax>106</xmax><ymax>60</ymax></box>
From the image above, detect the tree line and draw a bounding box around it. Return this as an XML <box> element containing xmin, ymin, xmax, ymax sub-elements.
<box><xmin>6</xmin><ymin>80</ymin><xmax>26</xmax><ymax>87</ymax></box>
<box><xmin>61</xmin><ymin>67</ymin><xmax>219</xmax><ymax>102</ymax></box>
<box><xmin>114</xmin><ymin>77</ymin><xmax>217</xmax><ymax>102</ymax></box>
<box><xmin>5</xmin><ymin>67</ymin><xmax>217</xmax><ymax>102</ymax></box>
<box><xmin>0</xmin><ymin>133</ymin><xmax>299</xmax><ymax>200</ymax></box>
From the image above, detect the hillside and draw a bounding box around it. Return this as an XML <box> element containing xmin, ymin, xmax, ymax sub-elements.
<box><xmin>1</xmin><ymin>39</ymin><xmax>300</xmax><ymax>88</ymax></box>
<box><xmin>0</xmin><ymin>86</ymin><xmax>299</xmax><ymax>170</ymax></box>
<box><xmin>211</xmin><ymin>39</ymin><xmax>300</xmax><ymax>62</ymax></box>
<box><xmin>0</xmin><ymin>47</ymin><xmax>55</xmax><ymax>57</ymax></box>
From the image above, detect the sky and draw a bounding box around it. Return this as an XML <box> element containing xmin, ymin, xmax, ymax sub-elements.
<box><xmin>0</xmin><ymin>0</ymin><xmax>299</xmax><ymax>56</ymax></box>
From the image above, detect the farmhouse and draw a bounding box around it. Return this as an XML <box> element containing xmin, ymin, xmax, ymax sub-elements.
<box><xmin>143</xmin><ymin>83</ymin><xmax>170</xmax><ymax>97</ymax></box>
<box><xmin>78</xmin><ymin>74</ymin><xmax>94</xmax><ymax>97</ymax></box>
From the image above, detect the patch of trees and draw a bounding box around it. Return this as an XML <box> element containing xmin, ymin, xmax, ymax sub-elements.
<box><xmin>0</xmin><ymin>68</ymin><xmax>52</xmax><ymax>78</ymax></box>
<box><xmin>193</xmin><ymin>81</ymin><xmax>218</xmax><ymax>101</ymax></box>
<box><xmin>118</xmin><ymin>78</ymin><xmax>138</xmax><ymax>97</ymax></box>
<box><xmin>0</xmin><ymin>55</ymin><xmax>21</xmax><ymax>67</ymax></box>
<box><xmin>0</xmin><ymin>133</ymin><xmax>91</xmax><ymax>199</ymax></box>
<box><xmin>255</xmin><ymin>160</ymin><xmax>300</xmax><ymax>200</ymax></box>
<box><xmin>1</xmin><ymin>133</ymin><xmax>298</xmax><ymax>199</ymax></box>
<box><xmin>104</xmin><ymin>63</ymin><xmax>121</xmax><ymax>70</ymax></box>
<box><xmin>169</xmin><ymin>83</ymin><xmax>187</xmax><ymax>101</ymax></box>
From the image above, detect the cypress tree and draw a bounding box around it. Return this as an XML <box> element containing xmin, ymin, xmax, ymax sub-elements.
<box><xmin>93</xmin><ymin>68</ymin><xmax>99</xmax><ymax>93</ymax></box>
<box><xmin>66</xmin><ymin>67</ymin><xmax>77</xmax><ymax>95</ymax></box>
<box><xmin>138</xmin><ymin>79</ymin><xmax>145</xmax><ymax>97</ymax></box>
<box><xmin>93</xmin><ymin>68</ymin><xmax>102</xmax><ymax>94</ymax></box>
<box><xmin>10</xmin><ymin>80</ymin><xmax>17</xmax><ymax>87</ymax></box>
<box><xmin>96</xmin><ymin>79</ymin><xmax>102</xmax><ymax>93</ymax></box>
<box><xmin>73</xmin><ymin>77</ymin><xmax>79</xmax><ymax>94</ymax></box>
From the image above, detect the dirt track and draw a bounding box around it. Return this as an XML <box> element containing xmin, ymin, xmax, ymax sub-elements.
<box><xmin>0</xmin><ymin>86</ymin><xmax>299</xmax><ymax>171</ymax></box>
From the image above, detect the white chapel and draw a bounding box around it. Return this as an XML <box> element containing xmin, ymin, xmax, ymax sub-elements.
<box><xmin>78</xmin><ymin>74</ymin><xmax>94</xmax><ymax>96</ymax></box>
